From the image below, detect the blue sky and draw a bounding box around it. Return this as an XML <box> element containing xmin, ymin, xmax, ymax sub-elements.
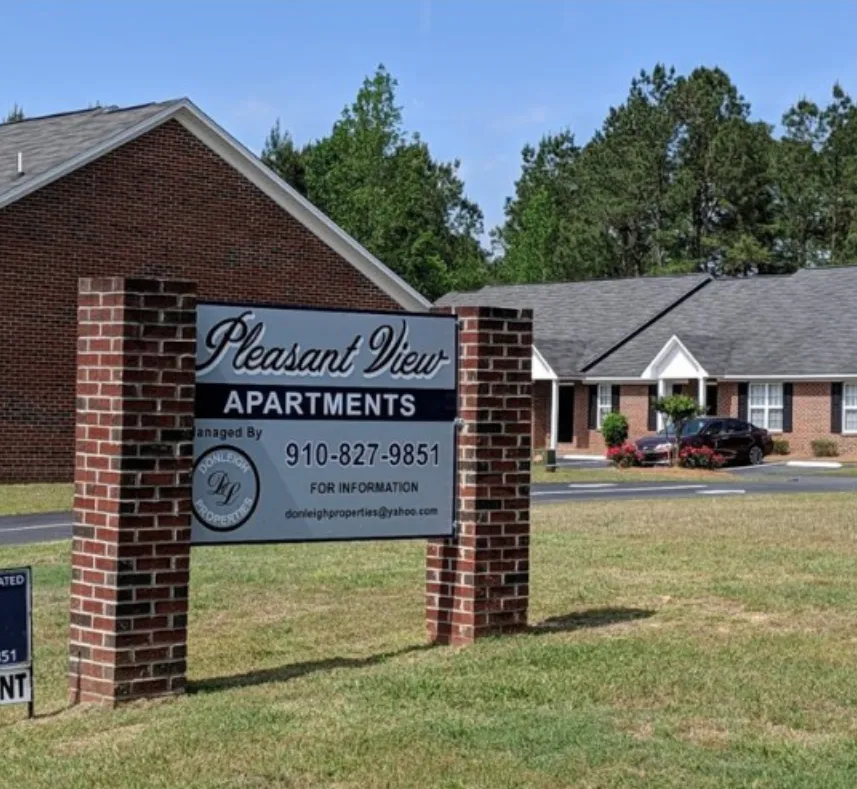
<box><xmin>2</xmin><ymin>1</ymin><xmax>855</xmax><ymax>235</ymax></box>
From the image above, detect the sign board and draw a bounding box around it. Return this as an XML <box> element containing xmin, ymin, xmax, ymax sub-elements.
<box><xmin>192</xmin><ymin>304</ymin><xmax>458</xmax><ymax>544</ymax></box>
<box><xmin>0</xmin><ymin>670</ymin><xmax>31</xmax><ymax>706</ymax></box>
<box><xmin>0</xmin><ymin>567</ymin><xmax>33</xmax><ymax>709</ymax></box>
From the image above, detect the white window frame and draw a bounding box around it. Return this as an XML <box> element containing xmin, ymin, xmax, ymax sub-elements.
<box><xmin>596</xmin><ymin>384</ymin><xmax>613</xmax><ymax>430</ymax></box>
<box><xmin>748</xmin><ymin>382</ymin><xmax>784</xmax><ymax>433</ymax></box>
<box><xmin>843</xmin><ymin>383</ymin><xmax>857</xmax><ymax>434</ymax></box>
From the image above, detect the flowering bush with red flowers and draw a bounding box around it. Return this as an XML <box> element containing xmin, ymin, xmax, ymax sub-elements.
<box><xmin>607</xmin><ymin>442</ymin><xmax>643</xmax><ymax>468</ymax></box>
<box><xmin>678</xmin><ymin>445</ymin><xmax>725</xmax><ymax>469</ymax></box>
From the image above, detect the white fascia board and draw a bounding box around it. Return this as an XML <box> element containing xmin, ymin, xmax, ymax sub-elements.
<box><xmin>532</xmin><ymin>344</ymin><xmax>557</xmax><ymax>380</ymax></box>
<box><xmin>0</xmin><ymin>103</ymin><xmax>183</xmax><ymax>211</ymax></box>
<box><xmin>721</xmin><ymin>374</ymin><xmax>857</xmax><ymax>380</ymax></box>
<box><xmin>641</xmin><ymin>334</ymin><xmax>708</xmax><ymax>380</ymax></box>
<box><xmin>0</xmin><ymin>98</ymin><xmax>431</xmax><ymax>313</ymax></box>
<box><xmin>173</xmin><ymin>103</ymin><xmax>430</xmax><ymax>312</ymax></box>
<box><xmin>582</xmin><ymin>377</ymin><xmax>646</xmax><ymax>384</ymax></box>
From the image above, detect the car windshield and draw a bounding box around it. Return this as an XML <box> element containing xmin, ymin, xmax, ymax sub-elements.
<box><xmin>659</xmin><ymin>418</ymin><xmax>706</xmax><ymax>437</ymax></box>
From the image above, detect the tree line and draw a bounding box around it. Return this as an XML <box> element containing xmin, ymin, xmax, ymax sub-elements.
<box><xmin>262</xmin><ymin>64</ymin><xmax>857</xmax><ymax>298</ymax></box>
<box><xmin>7</xmin><ymin>64</ymin><xmax>857</xmax><ymax>299</ymax></box>
<box><xmin>494</xmin><ymin>65</ymin><xmax>857</xmax><ymax>284</ymax></box>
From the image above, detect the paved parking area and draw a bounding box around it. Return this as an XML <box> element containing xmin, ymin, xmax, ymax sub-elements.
<box><xmin>1</xmin><ymin>462</ymin><xmax>853</xmax><ymax>546</ymax></box>
<box><xmin>534</xmin><ymin>467</ymin><xmax>857</xmax><ymax>502</ymax></box>
<box><xmin>723</xmin><ymin>461</ymin><xmax>847</xmax><ymax>478</ymax></box>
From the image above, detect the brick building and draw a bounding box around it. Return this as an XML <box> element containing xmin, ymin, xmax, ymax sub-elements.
<box><xmin>0</xmin><ymin>99</ymin><xmax>428</xmax><ymax>483</ymax></box>
<box><xmin>439</xmin><ymin>268</ymin><xmax>857</xmax><ymax>458</ymax></box>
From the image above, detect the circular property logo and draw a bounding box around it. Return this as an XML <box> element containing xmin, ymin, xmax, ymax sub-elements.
<box><xmin>192</xmin><ymin>445</ymin><xmax>260</xmax><ymax>532</ymax></box>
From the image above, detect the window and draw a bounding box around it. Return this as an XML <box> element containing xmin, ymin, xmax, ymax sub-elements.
<box><xmin>680</xmin><ymin>418</ymin><xmax>707</xmax><ymax>436</ymax></box>
<box><xmin>749</xmin><ymin>383</ymin><xmax>783</xmax><ymax>432</ymax></box>
<box><xmin>597</xmin><ymin>384</ymin><xmax>613</xmax><ymax>429</ymax></box>
<box><xmin>703</xmin><ymin>420</ymin><xmax>724</xmax><ymax>436</ymax></box>
<box><xmin>844</xmin><ymin>384</ymin><xmax>857</xmax><ymax>433</ymax></box>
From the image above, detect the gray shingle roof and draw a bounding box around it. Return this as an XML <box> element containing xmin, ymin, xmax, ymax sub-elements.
<box><xmin>585</xmin><ymin>266</ymin><xmax>857</xmax><ymax>377</ymax></box>
<box><xmin>0</xmin><ymin>101</ymin><xmax>182</xmax><ymax>199</ymax></box>
<box><xmin>437</xmin><ymin>274</ymin><xmax>710</xmax><ymax>377</ymax></box>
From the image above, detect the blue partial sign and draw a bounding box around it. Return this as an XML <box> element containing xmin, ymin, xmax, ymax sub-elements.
<box><xmin>0</xmin><ymin>567</ymin><xmax>31</xmax><ymax>670</ymax></box>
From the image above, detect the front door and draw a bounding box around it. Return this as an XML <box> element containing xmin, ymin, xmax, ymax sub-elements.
<box><xmin>557</xmin><ymin>386</ymin><xmax>574</xmax><ymax>443</ymax></box>
<box><xmin>705</xmin><ymin>384</ymin><xmax>718</xmax><ymax>416</ymax></box>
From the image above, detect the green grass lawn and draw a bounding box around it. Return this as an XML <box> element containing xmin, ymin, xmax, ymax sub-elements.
<box><xmin>4</xmin><ymin>494</ymin><xmax>857</xmax><ymax>787</ymax></box>
<box><xmin>531</xmin><ymin>463</ymin><xmax>732</xmax><ymax>484</ymax></box>
<box><xmin>0</xmin><ymin>483</ymin><xmax>73</xmax><ymax>515</ymax></box>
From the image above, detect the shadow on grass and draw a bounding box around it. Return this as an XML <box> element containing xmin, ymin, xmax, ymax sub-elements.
<box><xmin>191</xmin><ymin>642</ymin><xmax>437</xmax><ymax>694</ymax></box>
<box><xmin>192</xmin><ymin>608</ymin><xmax>655</xmax><ymax>695</ymax></box>
<box><xmin>529</xmin><ymin>606</ymin><xmax>656</xmax><ymax>634</ymax></box>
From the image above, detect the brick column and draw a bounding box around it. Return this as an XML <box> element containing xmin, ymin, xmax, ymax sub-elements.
<box><xmin>426</xmin><ymin>306</ymin><xmax>533</xmax><ymax>645</ymax></box>
<box><xmin>69</xmin><ymin>277</ymin><xmax>196</xmax><ymax>705</ymax></box>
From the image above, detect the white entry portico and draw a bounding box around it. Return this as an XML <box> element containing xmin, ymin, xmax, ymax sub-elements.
<box><xmin>532</xmin><ymin>345</ymin><xmax>563</xmax><ymax>451</ymax></box>
<box><xmin>641</xmin><ymin>335</ymin><xmax>709</xmax><ymax>429</ymax></box>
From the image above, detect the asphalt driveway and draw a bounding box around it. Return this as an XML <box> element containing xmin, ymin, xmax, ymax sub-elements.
<box><xmin>534</xmin><ymin>471</ymin><xmax>857</xmax><ymax>503</ymax></box>
<box><xmin>0</xmin><ymin>463</ymin><xmax>853</xmax><ymax>547</ymax></box>
<box><xmin>0</xmin><ymin>511</ymin><xmax>75</xmax><ymax>546</ymax></box>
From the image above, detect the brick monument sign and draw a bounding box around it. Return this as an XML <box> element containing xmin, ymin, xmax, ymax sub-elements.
<box><xmin>68</xmin><ymin>278</ymin><xmax>532</xmax><ymax>705</ymax></box>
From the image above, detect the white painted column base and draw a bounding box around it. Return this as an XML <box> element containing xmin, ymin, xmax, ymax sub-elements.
<box><xmin>549</xmin><ymin>379</ymin><xmax>559</xmax><ymax>452</ymax></box>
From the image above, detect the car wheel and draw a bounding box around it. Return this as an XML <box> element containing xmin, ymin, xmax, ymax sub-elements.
<box><xmin>748</xmin><ymin>445</ymin><xmax>764</xmax><ymax>466</ymax></box>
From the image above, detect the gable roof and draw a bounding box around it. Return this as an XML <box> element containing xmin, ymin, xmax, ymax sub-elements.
<box><xmin>437</xmin><ymin>274</ymin><xmax>711</xmax><ymax>377</ymax></box>
<box><xmin>0</xmin><ymin>100</ymin><xmax>429</xmax><ymax>312</ymax></box>
<box><xmin>641</xmin><ymin>334</ymin><xmax>709</xmax><ymax>379</ymax></box>
<box><xmin>0</xmin><ymin>101</ymin><xmax>180</xmax><ymax>198</ymax></box>
<box><xmin>585</xmin><ymin>266</ymin><xmax>857</xmax><ymax>378</ymax></box>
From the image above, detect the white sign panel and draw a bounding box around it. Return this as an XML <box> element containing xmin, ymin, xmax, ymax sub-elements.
<box><xmin>0</xmin><ymin>669</ymin><xmax>31</xmax><ymax>706</ymax></box>
<box><xmin>192</xmin><ymin>303</ymin><xmax>458</xmax><ymax>544</ymax></box>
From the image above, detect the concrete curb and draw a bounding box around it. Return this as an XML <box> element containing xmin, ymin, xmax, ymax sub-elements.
<box><xmin>786</xmin><ymin>460</ymin><xmax>843</xmax><ymax>469</ymax></box>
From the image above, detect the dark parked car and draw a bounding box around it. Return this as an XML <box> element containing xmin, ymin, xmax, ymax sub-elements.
<box><xmin>635</xmin><ymin>416</ymin><xmax>775</xmax><ymax>466</ymax></box>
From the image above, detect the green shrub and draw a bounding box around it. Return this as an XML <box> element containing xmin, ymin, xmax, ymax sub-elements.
<box><xmin>601</xmin><ymin>412</ymin><xmax>629</xmax><ymax>448</ymax></box>
<box><xmin>772</xmin><ymin>438</ymin><xmax>791</xmax><ymax>455</ymax></box>
<box><xmin>811</xmin><ymin>438</ymin><xmax>839</xmax><ymax>457</ymax></box>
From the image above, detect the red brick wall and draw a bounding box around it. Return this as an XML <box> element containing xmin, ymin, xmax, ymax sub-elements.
<box><xmin>790</xmin><ymin>382</ymin><xmax>857</xmax><ymax>456</ymax></box>
<box><xmin>620</xmin><ymin>385</ymin><xmax>651</xmax><ymax>441</ymax></box>
<box><xmin>532</xmin><ymin>381</ymin><xmax>550</xmax><ymax>449</ymax></box>
<box><xmin>69</xmin><ymin>278</ymin><xmax>195</xmax><ymax>705</ymax></box>
<box><xmin>718</xmin><ymin>383</ymin><xmax>738</xmax><ymax>418</ymax></box>
<box><xmin>0</xmin><ymin>120</ymin><xmax>401</xmax><ymax>483</ymax></box>
<box><xmin>714</xmin><ymin>381</ymin><xmax>856</xmax><ymax>456</ymax></box>
<box><xmin>528</xmin><ymin>377</ymin><xmax>855</xmax><ymax>458</ymax></box>
<box><xmin>558</xmin><ymin>384</ymin><xmax>652</xmax><ymax>453</ymax></box>
<box><xmin>427</xmin><ymin>306</ymin><xmax>532</xmax><ymax>645</ymax></box>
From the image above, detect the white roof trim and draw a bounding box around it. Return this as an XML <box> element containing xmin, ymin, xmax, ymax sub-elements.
<box><xmin>583</xmin><ymin>377</ymin><xmax>647</xmax><ymax>384</ymax></box>
<box><xmin>722</xmin><ymin>374</ymin><xmax>857</xmax><ymax>380</ymax></box>
<box><xmin>531</xmin><ymin>344</ymin><xmax>557</xmax><ymax>381</ymax></box>
<box><xmin>0</xmin><ymin>99</ymin><xmax>430</xmax><ymax>313</ymax></box>
<box><xmin>641</xmin><ymin>334</ymin><xmax>708</xmax><ymax>380</ymax></box>
<box><xmin>0</xmin><ymin>103</ymin><xmax>183</xmax><ymax>211</ymax></box>
<box><xmin>174</xmin><ymin>103</ymin><xmax>429</xmax><ymax>312</ymax></box>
